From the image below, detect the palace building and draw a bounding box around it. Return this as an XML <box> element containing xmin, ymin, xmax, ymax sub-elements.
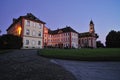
<box><xmin>7</xmin><ymin>13</ymin><xmax>98</xmax><ymax>49</ymax></box>
<box><xmin>44</xmin><ymin>26</ymin><xmax>78</xmax><ymax>48</ymax></box>
<box><xmin>7</xmin><ymin>13</ymin><xmax>45</xmax><ymax>48</ymax></box>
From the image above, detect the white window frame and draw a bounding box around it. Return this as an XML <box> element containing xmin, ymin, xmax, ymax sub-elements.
<box><xmin>32</xmin><ymin>30</ymin><xmax>36</xmax><ymax>36</ymax></box>
<box><xmin>26</xmin><ymin>40</ymin><xmax>29</xmax><ymax>45</ymax></box>
<box><xmin>38</xmin><ymin>41</ymin><xmax>41</xmax><ymax>45</ymax></box>
<box><xmin>32</xmin><ymin>40</ymin><xmax>35</xmax><ymax>45</ymax></box>
<box><xmin>26</xmin><ymin>20</ymin><xmax>30</xmax><ymax>26</ymax></box>
<box><xmin>39</xmin><ymin>23</ymin><xmax>42</xmax><ymax>29</ymax></box>
<box><xmin>38</xmin><ymin>31</ymin><xmax>41</xmax><ymax>37</ymax></box>
<box><xmin>26</xmin><ymin>29</ymin><xmax>30</xmax><ymax>35</ymax></box>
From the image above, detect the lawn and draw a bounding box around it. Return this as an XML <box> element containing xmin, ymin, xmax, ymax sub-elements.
<box><xmin>0</xmin><ymin>50</ymin><xmax>12</xmax><ymax>54</ymax></box>
<box><xmin>38</xmin><ymin>48</ymin><xmax>120</xmax><ymax>61</ymax></box>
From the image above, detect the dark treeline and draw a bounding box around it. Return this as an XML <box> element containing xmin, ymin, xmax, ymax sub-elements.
<box><xmin>106</xmin><ymin>30</ymin><xmax>120</xmax><ymax>48</ymax></box>
<box><xmin>0</xmin><ymin>34</ymin><xmax>23</xmax><ymax>49</ymax></box>
<box><xmin>96</xmin><ymin>41</ymin><xmax>104</xmax><ymax>48</ymax></box>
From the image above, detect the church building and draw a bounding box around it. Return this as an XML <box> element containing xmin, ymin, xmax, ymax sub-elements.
<box><xmin>78</xmin><ymin>20</ymin><xmax>98</xmax><ymax>48</ymax></box>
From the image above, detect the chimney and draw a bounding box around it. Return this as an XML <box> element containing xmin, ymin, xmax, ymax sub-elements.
<box><xmin>13</xmin><ymin>18</ymin><xmax>17</xmax><ymax>23</ymax></box>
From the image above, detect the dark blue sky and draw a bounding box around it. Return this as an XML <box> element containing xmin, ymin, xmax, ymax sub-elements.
<box><xmin>0</xmin><ymin>0</ymin><xmax>120</xmax><ymax>44</ymax></box>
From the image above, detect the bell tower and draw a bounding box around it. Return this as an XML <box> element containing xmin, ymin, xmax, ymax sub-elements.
<box><xmin>89</xmin><ymin>20</ymin><xmax>95</xmax><ymax>33</ymax></box>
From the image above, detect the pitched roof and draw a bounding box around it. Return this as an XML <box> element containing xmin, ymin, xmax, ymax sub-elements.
<box><xmin>21</xmin><ymin>13</ymin><xmax>46</xmax><ymax>24</ymax></box>
<box><xmin>79</xmin><ymin>32</ymin><xmax>92</xmax><ymax>37</ymax></box>
<box><xmin>7</xmin><ymin>13</ymin><xmax>46</xmax><ymax>31</ymax></box>
<box><xmin>48</xmin><ymin>26</ymin><xmax>78</xmax><ymax>34</ymax></box>
<box><xmin>79</xmin><ymin>32</ymin><xmax>98</xmax><ymax>38</ymax></box>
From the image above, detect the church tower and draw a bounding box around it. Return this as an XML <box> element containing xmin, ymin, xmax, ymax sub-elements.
<box><xmin>89</xmin><ymin>20</ymin><xmax>95</xmax><ymax>33</ymax></box>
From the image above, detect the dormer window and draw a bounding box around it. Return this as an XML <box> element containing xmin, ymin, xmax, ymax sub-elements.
<box><xmin>58</xmin><ymin>30</ymin><xmax>63</xmax><ymax>33</ymax></box>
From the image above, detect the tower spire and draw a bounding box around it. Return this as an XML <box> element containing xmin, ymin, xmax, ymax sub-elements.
<box><xmin>89</xmin><ymin>20</ymin><xmax>95</xmax><ymax>33</ymax></box>
<box><xmin>90</xmin><ymin>20</ymin><xmax>94</xmax><ymax>24</ymax></box>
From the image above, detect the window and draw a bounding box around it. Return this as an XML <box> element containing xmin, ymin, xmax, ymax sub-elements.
<box><xmin>68</xmin><ymin>37</ymin><xmax>69</xmax><ymax>41</ymax></box>
<box><xmin>26</xmin><ymin>29</ymin><xmax>30</xmax><ymax>35</ymax></box>
<box><xmin>32</xmin><ymin>40</ymin><xmax>35</xmax><ymax>45</ymax></box>
<box><xmin>45</xmin><ymin>39</ymin><xmax>46</xmax><ymax>42</ymax></box>
<box><xmin>38</xmin><ymin>41</ymin><xmax>41</xmax><ymax>45</ymax></box>
<box><xmin>26</xmin><ymin>40</ymin><xmax>29</xmax><ymax>45</ymax></box>
<box><xmin>33</xmin><ymin>22</ymin><xmax>36</xmax><ymax>27</ymax></box>
<box><xmin>27</xmin><ymin>20</ymin><xmax>30</xmax><ymax>26</ymax></box>
<box><xmin>39</xmin><ymin>23</ymin><xmax>42</xmax><ymax>29</ymax></box>
<box><xmin>38</xmin><ymin>31</ymin><xmax>41</xmax><ymax>36</ymax></box>
<box><xmin>67</xmin><ymin>33</ymin><xmax>69</xmax><ymax>36</ymax></box>
<box><xmin>32</xmin><ymin>30</ymin><xmax>36</xmax><ymax>36</ymax></box>
<box><xmin>45</xmin><ymin>34</ymin><xmax>46</xmax><ymax>37</ymax></box>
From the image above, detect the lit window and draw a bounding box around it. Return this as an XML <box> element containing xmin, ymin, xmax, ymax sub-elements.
<box><xmin>27</xmin><ymin>20</ymin><xmax>30</xmax><ymax>26</ymax></box>
<box><xmin>17</xmin><ymin>26</ymin><xmax>22</xmax><ymax>36</ymax></box>
<box><xmin>26</xmin><ymin>29</ymin><xmax>30</xmax><ymax>35</ymax></box>
<box><xmin>26</xmin><ymin>40</ymin><xmax>29</xmax><ymax>45</ymax></box>
<box><xmin>38</xmin><ymin>41</ymin><xmax>41</xmax><ymax>45</ymax></box>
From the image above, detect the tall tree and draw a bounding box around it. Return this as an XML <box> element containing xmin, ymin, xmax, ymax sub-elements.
<box><xmin>0</xmin><ymin>29</ymin><xmax>1</xmax><ymax>34</ymax></box>
<box><xmin>106</xmin><ymin>30</ymin><xmax>120</xmax><ymax>48</ymax></box>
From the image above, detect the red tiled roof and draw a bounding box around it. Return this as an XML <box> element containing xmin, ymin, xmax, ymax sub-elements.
<box><xmin>48</xmin><ymin>26</ymin><xmax>78</xmax><ymax>34</ymax></box>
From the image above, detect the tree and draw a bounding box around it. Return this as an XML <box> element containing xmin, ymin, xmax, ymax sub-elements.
<box><xmin>0</xmin><ymin>29</ymin><xmax>1</xmax><ymax>35</ymax></box>
<box><xmin>96</xmin><ymin>41</ymin><xmax>104</xmax><ymax>48</ymax></box>
<box><xmin>0</xmin><ymin>34</ymin><xmax>23</xmax><ymax>49</ymax></box>
<box><xmin>105</xmin><ymin>30</ymin><xmax>120</xmax><ymax>48</ymax></box>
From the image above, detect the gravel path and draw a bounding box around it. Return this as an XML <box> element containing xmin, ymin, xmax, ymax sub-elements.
<box><xmin>51</xmin><ymin>59</ymin><xmax>120</xmax><ymax>80</ymax></box>
<box><xmin>0</xmin><ymin>50</ymin><xmax>76</xmax><ymax>80</ymax></box>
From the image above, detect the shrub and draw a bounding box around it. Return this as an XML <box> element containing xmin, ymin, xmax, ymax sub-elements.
<box><xmin>0</xmin><ymin>34</ymin><xmax>23</xmax><ymax>49</ymax></box>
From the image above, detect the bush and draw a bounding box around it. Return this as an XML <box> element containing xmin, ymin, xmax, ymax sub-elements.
<box><xmin>0</xmin><ymin>34</ymin><xmax>23</xmax><ymax>49</ymax></box>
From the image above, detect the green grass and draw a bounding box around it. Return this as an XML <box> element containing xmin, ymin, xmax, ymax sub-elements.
<box><xmin>38</xmin><ymin>48</ymin><xmax>120</xmax><ymax>61</ymax></box>
<box><xmin>0</xmin><ymin>50</ymin><xmax>12</xmax><ymax>54</ymax></box>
